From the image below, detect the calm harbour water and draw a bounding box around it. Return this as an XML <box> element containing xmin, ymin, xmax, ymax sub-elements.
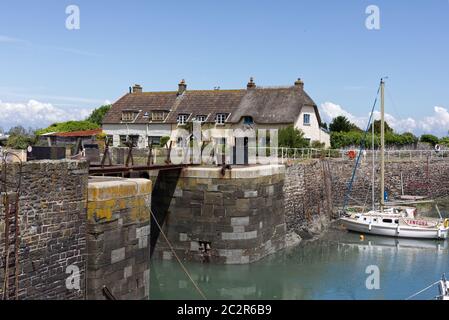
<box><xmin>150</xmin><ymin>202</ymin><xmax>449</xmax><ymax>300</ymax></box>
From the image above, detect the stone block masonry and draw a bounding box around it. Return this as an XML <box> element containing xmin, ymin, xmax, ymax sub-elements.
<box><xmin>0</xmin><ymin>160</ymin><xmax>88</xmax><ymax>300</ymax></box>
<box><xmin>152</xmin><ymin>165</ymin><xmax>286</xmax><ymax>264</ymax></box>
<box><xmin>283</xmin><ymin>158</ymin><xmax>449</xmax><ymax>235</ymax></box>
<box><xmin>86</xmin><ymin>177</ymin><xmax>152</xmax><ymax>300</ymax></box>
<box><xmin>0</xmin><ymin>160</ymin><xmax>152</xmax><ymax>300</ymax></box>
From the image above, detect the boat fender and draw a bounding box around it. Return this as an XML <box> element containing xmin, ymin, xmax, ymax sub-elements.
<box><xmin>397</xmin><ymin>226</ymin><xmax>401</xmax><ymax>234</ymax></box>
<box><xmin>369</xmin><ymin>223</ymin><xmax>372</xmax><ymax>231</ymax></box>
<box><xmin>444</xmin><ymin>219</ymin><xmax>449</xmax><ymax>229</ymax></box>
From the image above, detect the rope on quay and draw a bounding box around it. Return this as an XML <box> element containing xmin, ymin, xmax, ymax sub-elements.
<box><xmin>405</xmin><ymin>281</ymin><xmax>440</xmax><ymax>300</ymax></box>
<box><xmin>149</xmin><ymin>208</ymin><xmax>207</xmax><ymax>300</ymax></box>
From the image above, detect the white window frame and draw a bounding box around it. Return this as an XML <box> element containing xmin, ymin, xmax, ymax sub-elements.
<box><xmin>196</xmin><ymin>115</ymin><xmax>207</xmax><ymax>123</ymax></box>
<box><xmin>303</xmin><ymin>113</ymin><xmax>311</xmax><ymax>126</ymax></box>
<box><xmin>215</xmin><ymin>113</ymin><xmax>228</xmax><ymax>125</ymax></box>
<box><xmin>122</xmin><ymin>111</ymin><xmax>137</xmax><ymax>122</ymax></box>
<box><xmin>151</xmin><ymin>111</ymin><xmax>166</xmax><ymax>122</ymax></box>
<box><xmin>177</xmin><ymin>114</ymin><xmax>189</xmax><ymax>125</ymax></box>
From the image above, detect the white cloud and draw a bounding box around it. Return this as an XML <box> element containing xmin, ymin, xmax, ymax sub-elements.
<box><xmin>319</xmin><ymin>102</ymin><xmax>449</xmax><ymax>136</ymax></box>
<box><xmin>320</xmin><ymin>102</ymin><xmax>369</xmax><ymax>129</ymax></box>
<box><xmin>0</xmin><ymin>100</ymin><xmax>93</xmax><ymax>131</ymax></box>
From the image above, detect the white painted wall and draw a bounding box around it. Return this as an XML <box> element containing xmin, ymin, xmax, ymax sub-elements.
<box><xmin>102</xmin><ymin>123</ymin><xmax>172</xmax><ymax>148</ymax></box>
<box><xmin>294</xmin><ymin>105</ymin><xmax>330</xmax><ymax>147</ymax></box>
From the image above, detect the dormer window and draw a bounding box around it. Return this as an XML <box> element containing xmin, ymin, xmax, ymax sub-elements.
<box><xmin>243</xmin><ymin>116</ymin><xmax>254</xmax><ymax>125</ymax></box>
<box><xmin>177</xmin><ymin>114</ymin><xmax>189</xmax><ymax>125</ymax></box>
<box><xmin>196</xmin><ymin>115</ymin><xmax>207</xmax><ymax>123</ymax></box>
<box><xmin>151</xmin><ymin>111</ymin><xmax>167</xmax><ymax>122</ymax></box>
<box><xmin>216</xmin><ymin>113</ymin><xmax>228</xmax><ymax>125</ymax></box>
<box><xmin>122</xmin><ymin>111</ymin><xmax>138</xmax><ymax>122</ymax></box>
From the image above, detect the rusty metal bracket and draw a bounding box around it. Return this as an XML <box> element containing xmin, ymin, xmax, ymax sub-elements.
<box><xmin>165</xmin><ymin>141</ymin><xmax>172</xmax><ymax>165</ymax></box>
<box><xmin>100</xmin><ymin>136</ymin><xmax>112</xmax><ymax>168</ymax></box>
<box><xmin>147</xmin><ymin>141</ymin><xmax>154</xmax><ymax>166</ymax></box>
<box><xmin>124</xmin><ymin>139</ymin><xmax>134</xmax><ymax>167</ymax></box>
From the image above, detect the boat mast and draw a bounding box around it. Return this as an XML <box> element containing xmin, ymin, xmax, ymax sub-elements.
<box><xmin>380</xmin><ymin>79</ymin><xmax>385</xmax><ymax>211</ymax></box>
<box><xmin>372</xmin><ymin>105</ymin><xmax>375</xmax><ymax>211</ymax></box>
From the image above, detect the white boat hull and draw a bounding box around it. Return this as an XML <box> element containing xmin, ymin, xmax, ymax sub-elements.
<box><xmin>341</xmin><ymin>217</ymin><xmax>449</xmax><ymax>240</ymax></box>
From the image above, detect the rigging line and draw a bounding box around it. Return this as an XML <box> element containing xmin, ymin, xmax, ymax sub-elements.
<box><xmin>149</xmin><ymin>208</ymin><xmax>207</xmax><ymax>300</ymax></box>
<box><xmin>343</xmin><ymin>81</ymin><xmax>382</xmax><ymax>211</ymax></box>
<box><xmin>385</xmin><ymin>86</ymin><xmax>407</xmax><ymax>125</ymax></box>
<box><xmin>405</xmin><ymin>280</ymin><xmax>440</xmax><ymax>300</ymax></box>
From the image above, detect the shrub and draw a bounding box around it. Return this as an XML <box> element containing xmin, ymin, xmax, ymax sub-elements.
<box><xmin>278</xmin><ymin>125</ymin><xmax>309</xmax><ymax>148</ymax></box>
<box><xmin>36</xmin><ymin>121</ymin><xmax>100</xmax><ymax>136</ymax></box>
<box><xmin>311</xmin><ymin>140</ymin><xmax>325</xmax><ymax>149</ymax></box>
<box><xmin>86</xmin><ymin>105</ymin><xmax>112</xmax><ymax>125</ymax></box>
<box><xmin>420</xmin><ymin>134</ymin><xmax>439</xmax><ymax>146</ymax></box>
<box><xmin>331</xmin><ymin>131</ymin><xmax>418</xmax><ymax>149</ymax></box>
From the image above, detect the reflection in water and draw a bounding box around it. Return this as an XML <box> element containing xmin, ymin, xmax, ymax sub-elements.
<box><xmin>151</xmin><ymin>197</ymin><xmax>449</xmax><ymax>300</ymax></box>
<box><xmin>150</xmin><ymin>228</ymin><xmax>449</xmax><ymax>300</ymax></box>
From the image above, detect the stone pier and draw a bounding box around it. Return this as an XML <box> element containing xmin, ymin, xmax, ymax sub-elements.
<box><xmin>152</xmin><ymin>164</ymin><xmax>286</xmax><ymax>264</ymax></box>
<box><xmin>86</xmin><ymin>177</ymin><xmax>152</xmax><ymax>299</ymax></box>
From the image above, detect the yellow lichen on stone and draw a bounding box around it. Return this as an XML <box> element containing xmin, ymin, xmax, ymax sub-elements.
<box><xmin>95</xmin><ymin>207</ymin><xmax>113</xmax><ymax>221</ymax></box>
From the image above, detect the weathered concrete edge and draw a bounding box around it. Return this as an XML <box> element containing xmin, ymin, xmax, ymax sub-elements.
<box><xmin>179</xmin><ymin>164</ymin><xmax>286</xmax><ymax>179</ymax></box>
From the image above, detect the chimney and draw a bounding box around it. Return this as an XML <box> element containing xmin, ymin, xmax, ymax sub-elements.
<box><xmin>247</xmin><ymin>77</ymin><xmax>256</xmax><ymax>90</ymax></box>
<box><xmin>178</xmin><ymin>79</ymin><xmax>187</xmax><ymax>95</ymax></box>
<box><xmin>294</xmin><ymin>78</ymin><xmax>304</xmax><ymax>90</ymax></box>
<box><xmin>132</xmin><ymin>84</ymin><xmax>142</xmax><ymax>93</ymax></box>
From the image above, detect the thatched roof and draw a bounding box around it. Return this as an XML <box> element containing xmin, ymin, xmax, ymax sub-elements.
<box><xmin>103</xmin><ymin>82</ymin><xmax>320</xmax><ymax>125</ymax></box>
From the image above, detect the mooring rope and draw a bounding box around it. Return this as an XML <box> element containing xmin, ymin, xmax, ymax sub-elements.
<box><xmin>405</xmin><ymin>280</ymin><xmax>440</xmax><ymax>300</ymax></box>
<box><xmin>149</xmin><ymin>208</ymin><xmax>207</xmax><ymax>300</ymax></box>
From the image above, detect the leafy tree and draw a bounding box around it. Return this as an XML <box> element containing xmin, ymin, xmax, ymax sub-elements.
<box><xmin>368</xmin><ymin>120</ymin><xmax>393</xmax><ymax>134</ymax></box>
<box><xmin>420</xmin><ymin>134</ymin><xmax>439</xmax><ymax>146</ymax></box>
<box><xmin>329</xmin><ymin>116</ymin><xmax>360</xmax><ymax>132</ymax></box>
<box><xmin>278</xmin><ymin>125</ymin><xmax>309</xmax><ymax>148</ymax></box>
<box><xmin>440</xmin><ymin>137</ymin><xmax>449</xmax><ymax>147</ymax></box>
<box><xmin>331</xmin><ymin>131</ymin><xmax>418</xmax><ymax>149</ymax></box>
<box><xmin>86</xmin><ymin>104</ymin><xmax>112</xmax><ymax>125</ymax></box>
<box><xmin>320</xmin><ymin>122</ymin><xmax>328</xmax><ymax>130</ymax></box>
<box><xmin>6</xmin><ymin>125</ymin><xmax>36</xmax><ymax>149</ymax></box>
<box><xmin>36</xmin><ymin>120</ymin><xmax>100</xmax><ymax>135</ymax></box>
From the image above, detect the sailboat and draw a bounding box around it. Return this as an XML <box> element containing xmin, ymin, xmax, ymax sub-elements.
<box><xmin>340</xmin><ymin>79</ymin><xmax>449</xmax><ymax>240</ymax></box>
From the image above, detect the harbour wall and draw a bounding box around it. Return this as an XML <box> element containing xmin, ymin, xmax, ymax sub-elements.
<box><xmin>151</xmin><ymin>165</ymin><xmax>286</xmax><ymax>264</ymax></box>
<box><xmin>86</xmin><ymin>177</ymin><xmax>151</xmax><ymax>300</ymax></box>
<box><xmin>0</xmin><ymin>160</ymin><xmax>88</xmax><ymax>300</ymax></box>
<box><xmin>0</xmin><ymin>160</ymin><xmax>152</xmax><ymax>300</ymax></box>
<box><xmin>283</xmin><ymin>158</ymin><xmax>449</xmax><ymax>236</ymax></box>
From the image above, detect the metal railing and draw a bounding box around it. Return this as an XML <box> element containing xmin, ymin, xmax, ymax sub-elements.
<box><xmin>112</xmin><ymin>146</ymin><xmax>449</xmax><ymax>165</ymax></box>
<box><xmin>272</xmin><ymin>148</ymin><xmax>449</xmax><ymax>161</ymax></box>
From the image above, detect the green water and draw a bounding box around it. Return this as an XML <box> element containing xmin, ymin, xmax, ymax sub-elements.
<box><xmin>150</xmin><ymin>202</ymin><xmax>449</xmax><ymax>300</ymax></box>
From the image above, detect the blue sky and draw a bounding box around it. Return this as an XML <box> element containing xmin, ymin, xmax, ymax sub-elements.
<box><xmin>1</xmin><ymin>0</ymin><xmax>449</xmax><ymax>135</ymax></box>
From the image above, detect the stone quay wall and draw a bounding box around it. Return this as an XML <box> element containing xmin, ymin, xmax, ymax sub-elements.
<box><xmin>283</xmin><ymin>160</ymin><xmax>333</xmax><ymax>237</ymax></box>
<box><xmin>87</xmin><ymin>177</ymin><xmax>151</xmax><ymax>300</ymax></box>
<box><xmin>0</xmin><ymin>160</ymin><xmax>88</xmax><ymax>300</ymax></box>
<box><xmin>0</xmin><ymin>160</ymin><xmax>152</xmax><ymax>300</ymax></box>
<box><xmin>328</xmin><ymin>158</ymin><xmax>449</xmax><ymax>207</ymax></box>
<box><xmin>152</xmin><ymin>165</ymin><xmax>286</xmax><ymax>264</ymax></box>
<box><xmin>283</xmin><ymin>158</ymin><xmax>449</xmax><ymax>235</ymax></box>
